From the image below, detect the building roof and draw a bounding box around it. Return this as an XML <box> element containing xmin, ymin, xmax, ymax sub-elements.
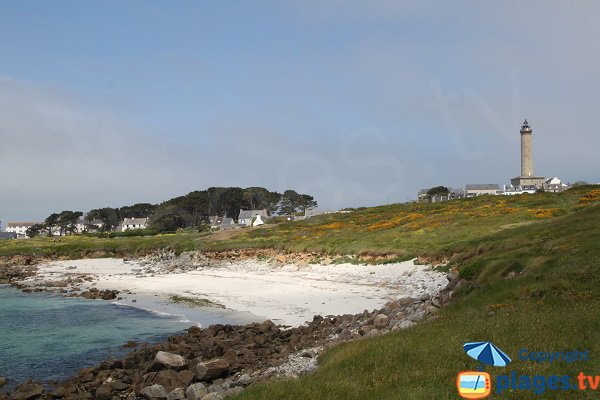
<box><xmin>0</xmin><ymin>232</ymin><xmax>17</xmax><ymax>239</ymax></box>
<box><xmin>238</xmin><ymin>209</ymin><xmax>268</xmax><ymax>219</ymax></box>
<box><xmin>123</xmin><ymin>218</ymin><xmax>148</xmax><ymax>225</ymax></box>
<box><xmin>221</xmin><ymin>218</ymin><xmax>234</xmax><ymax>225</ymax></box>
<box><xmin>6</xmin><ymin>222</ymin><xmax>40</xmax><ymax>228</ymax></box>
<box><xmin>465</xmin><ymin>184</ymin><xmax>500</xmax><ymax>191</ymax></box>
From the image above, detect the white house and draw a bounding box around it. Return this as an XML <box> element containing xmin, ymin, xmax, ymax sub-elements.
<box><xmin>464</xmin><ymin>184</ymin><xmax>501</xmax><ymax>197</ymax></box>
<box><xmin>238</xmin><ymin>209</ymin><xmax>269</xmax><ymax>227</ymax></box>
<box><xmin>502</xmin><ymin>185</ymin><xmax>536</xmax><ymax>195</ymax></box>
<box><xmin>544</xmin><ymin>177</ymin><xmax>569</xmax><ymax>193</ymax></box>
<box><xmin>5</xmin><ymin>222</ymin><xmax>41</xmax><ymax>238</ymax></box>
<box><xmin>122</xmin><ymin>218</ymin><xmax>148</xmax><ymax>231</ymax></box>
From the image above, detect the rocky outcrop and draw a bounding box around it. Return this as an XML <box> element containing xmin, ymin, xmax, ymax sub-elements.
<box><xmin>78</xmin><ymin>288</ymin><xmax>119</xmax><ymax>300</ymax></box>
<box><xmin>8</xmin><ymin>382</ymin><xmax>43</xmax><ymax>400</ymax></box>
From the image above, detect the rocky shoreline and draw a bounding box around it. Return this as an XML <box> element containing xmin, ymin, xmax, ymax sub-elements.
<box><xmin>0</xmin><ymin>251</ymin><xmax>460</xmax><ymax>400</ymax></box>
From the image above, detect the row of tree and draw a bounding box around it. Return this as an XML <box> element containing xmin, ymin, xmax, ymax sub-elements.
<box><xmin>27</xmin><ymin>187</ymin><xmax>317</xmax><ymax>235</ymax></box>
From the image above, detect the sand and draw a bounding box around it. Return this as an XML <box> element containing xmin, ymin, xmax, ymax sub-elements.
<box><xmin>30</xmin><ymin>258</ymin><xmax>448</xmax><ymax>327</ymax></box>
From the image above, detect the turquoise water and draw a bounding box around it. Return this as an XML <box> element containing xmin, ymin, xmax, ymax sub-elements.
<box><xmin>0</xmin><ymin>285</ymin><xmax>192</xmax><ymax>391</ymax></box>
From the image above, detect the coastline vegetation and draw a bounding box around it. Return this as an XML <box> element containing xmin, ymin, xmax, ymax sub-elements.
<box><xmin>2</xmin><ymin>185</ymin><xmax>600</xmax><ymax>398</ymax></box>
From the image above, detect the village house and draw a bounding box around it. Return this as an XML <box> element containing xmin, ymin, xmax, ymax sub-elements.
<box><xmin>238</xmin><ymin>209</ymin><xmax>269</xmax><ymax>227</ymax></box>
<box><xmin>122</xmin><ymin>217</ymin><xmax>148</xmax><ymax>231</ymax></box>
<box><xmin>219</xmin><ymin>217</ymin><xmax>238</xmax><ymax>231</ymax></box>
<box><xmin>543</xmin><ymin>177</ymin><xmax>570</xmax><ymax>193</ymax></box>
<box><xmin>464</xmin><ymin>184</ymin><xmax>501</xmax><ymax>197</ymax></box>
<box><xmin>304</xmin><ymin>208</ymin><xmax>331</xmax><ymax>219</ymax></box>
<box><xmin>5</xmin><ymin>222</ymin><xmax>42</xmax><ymax>238</ymax></box>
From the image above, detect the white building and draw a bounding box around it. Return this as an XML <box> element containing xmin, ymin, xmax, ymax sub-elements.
<box><xmin>464</xmin><ymin>184</ymin><xmax>501</xmax><ymax>197</ymax></box>
<box><xmin>544</xmin><ymin>177</ymin><xmax>569</xmax><ymax>193</ymax></box>
<box><xmin>122</xmin><ymin>218</ymin><xmax>148</xmax><ymax>231</ymax></box>
<box><xmin>5</xmin><ymin>222</ymin><xmax>42</xmax><ymax>238</ymax></box>
<box><xmin>501</xmin><ymin>185</ymin><xmax>536</xmax><ymax>195</ymax></box>
<box><xmin>238</xmin><ymin>209</ymin><xmax>269</xmax><ymax>227</ymax></box>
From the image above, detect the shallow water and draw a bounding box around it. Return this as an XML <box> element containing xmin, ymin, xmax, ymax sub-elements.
<box><xmin>0</xmin><ymin>285</ymin><xmax>249</xmax><ymax>391</ymax></box>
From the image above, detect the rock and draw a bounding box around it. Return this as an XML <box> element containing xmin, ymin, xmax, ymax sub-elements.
<box><xmin>9</xmin><ymin>382</ymin><xmax>44</xmax><ymax>400</ymax></box>
<box><xmin>373</xmin><ymin>314</ymin><xmax>389</xmax><ymax>329</ymax></box>
<box><xmin>177</xmin><ymin>370</ymin><xmax>195</xmax><ymax>387</ymax></box>
<box><xmin>235</xmin><ymin>374</ymin><xmax>252</xmax><ymax>386</ymax></box>
<box><xmin>392</xmin><ymin>320</ymin><xmax>416</xmax><ymax>330</ymax></box>
<box><xmin>95</xmin><ymin>384</ymin><xmax>113</xmax><ymax>400</ymax></box>
<box><xmin>166</xmin><ymin>388</ymin><xmax>186</xmax><ymax>400</ymax></box>
<box><xmin>419</xmin><ymin>293</ymin><xmax>431</xmax><ymax>301</ymax></box>
<box><xmin>140</xmin><ymin>384</ymin><xmax>168</xmax><ymax>399</ymax></box>
<box><xmin>226</xmin><ymin>386</ymin><xmax>244</xmax><ymax>396</ymax></box>
<box><xmin>275</xmin><ymin>255</ymin><xmax>287</xmax><ymax>264</ymax></box>
<box><xmin>186</xmin><ymin>383</ymin><xmax>208</xmax><ymax>400</ymax></box>
<box><xmin>154</xmin><ymin>351</ymin><xmax>187</xmax><ymax>370</ymax></box>
<box><xmin>194</xmin><ymin>359</ymin><xmax>230</xmax><ymax>381</ymax></box>
<box><xmin>408</xmin><ymin>308</ymin><xmax>426</xmax><ymax>322</ymax></box>
<box><xmin>337</xmin><ymin>328</ymin><xmax>352</xmax><ymax>341</ymax></box>
<box><xmin>0</xmin><ymin>377</ymin><xmax>7</xmax><ymax>387</ymax></box>
<box><xmin>365</xmin><ymin>329</ymin><xmax>381</xmax><ymax>337</ymax></box>
<box><xmin>201</xmin><ymin>393</ymin><xmax>224</xmax><ymax>400</ymax></box>
<box><xmin>153</xmin><ymin>370</ymin><xmax>180</xmax><ymax>391</ymax></box>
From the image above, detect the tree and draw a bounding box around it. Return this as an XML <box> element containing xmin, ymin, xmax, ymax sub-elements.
<box><xmin>119</xmin><ymin>203</ymin><xmax>157</xmax><ymax>218</ymax></box>
<box><xmin>87</xmin><ymin>208</ymin><xmax>121</xmax><ymax>231</ymax></box>
<box><xmin>56</xmin><ymin>211</ymin><xmax>83</xmax><ymax>235</ymax></box>
<box><xmin>277</xmin><ymin>190</ymin><xmax>318</xmax><ymax>215</ymax></box>
<box><xmin>426</xmin><ymin>186</ymin><xmax>450</xmax><ymax>198</ymax></box>
<box><xmin>149</xmin><ymin>205</ymin><xmax>189</xmax><ymax>232</ymax></box>
<box><xmin>26</xmin><ymin>224</ymin><xmax>45</xmax><ymax>238</ymax></box>
<box><xmin>45</xmin><ymin>213</ymin><xmax>60</xmax><ymax>236</ymax></box>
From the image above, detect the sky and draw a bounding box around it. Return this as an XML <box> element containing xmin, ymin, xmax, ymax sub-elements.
<box><xmin>1</xmin><ymin>1</ymin><xmax>599</xmax><ymax>223</ymax></box>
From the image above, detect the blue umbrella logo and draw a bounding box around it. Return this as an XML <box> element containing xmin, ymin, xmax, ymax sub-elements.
<box><xmin>463</xmin><ymin>341</ymin><xmax>511</xmax><ymax>370</ymax></box>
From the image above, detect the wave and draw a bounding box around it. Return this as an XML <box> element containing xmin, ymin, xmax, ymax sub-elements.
<box><xmin>111</xmin><ymin>300</ymin><xmax>201</xmax><ymax>327</ymax></box>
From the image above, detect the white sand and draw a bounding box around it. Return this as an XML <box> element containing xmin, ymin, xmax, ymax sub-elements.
<box><xmin>31</xmin><ymin>258</ymin><xmax>448</xmax><ymax>327</ymax></box>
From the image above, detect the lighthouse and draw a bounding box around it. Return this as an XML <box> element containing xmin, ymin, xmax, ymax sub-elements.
<box><xmin>511</xmin><ymin>120</ymin><xmax>545</xmax><ymax>189</ymax></box>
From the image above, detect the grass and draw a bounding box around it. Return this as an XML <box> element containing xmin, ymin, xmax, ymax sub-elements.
<box><xmin>2</xmin><ymin>185</ymin><xmax>600</xmax><ymax>398</ymax></box>
<box><xmin>230</xmin><ymin>188</ymin><xmax>600</xmax><ymax>399</ymax></box>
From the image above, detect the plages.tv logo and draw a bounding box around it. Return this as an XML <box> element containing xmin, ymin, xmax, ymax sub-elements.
<box><xmin>457</xmin><ymin>341</ymin><xmax>512</xmax><ymax>399</ymax></box>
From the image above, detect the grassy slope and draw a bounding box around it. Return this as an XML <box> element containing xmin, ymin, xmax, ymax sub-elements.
<box><xmin>2</xmin><ymin>186</ymin><xmax>600</xmax><ymax>399</ymax></box>
<box><xmin>234</xmin><ymin>193</ymin><xmax>600</xmax><ymax>399</ymax></box>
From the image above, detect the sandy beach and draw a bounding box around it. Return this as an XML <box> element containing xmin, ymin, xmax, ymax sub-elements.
<box><xmin>26</xmin><ymin>257</ymin><xmax>448</xmax><ymax>327</ymax></box>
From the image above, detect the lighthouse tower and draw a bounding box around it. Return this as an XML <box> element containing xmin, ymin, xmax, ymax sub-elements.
<box><xmin>511</xmin><ymin>120</ymin><xmax>545</xmax><ymax>189</ymax></box>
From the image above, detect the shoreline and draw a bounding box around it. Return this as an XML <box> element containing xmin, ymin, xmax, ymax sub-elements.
<box><xmin>1</xmin><ymin>251</ymin><xmax>461</xmax><ymax>399</ymax></box>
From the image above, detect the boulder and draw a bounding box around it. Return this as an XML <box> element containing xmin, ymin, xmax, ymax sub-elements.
<box><xmin>337</xmin><ymin>328</ymin><xmax>352</xmax><ymax>341</ymax></box>
<box><xmin>154</xmin><ymin>351</ymin><xmax>187</xmax><ymax>370</ymax></box>
<box><xmin>373</xmin><ymin>314</ymin><xmax>389</xmax><ymax>329</ymax></box>
<box><xmin>0</xmin><ymin>377</ymin><xmax>7</xmax><ymax>388</ymax></box>
<box><xmin>9</xmin><ymin>382</ymin><xmax>44</xmax><ymax>400</ymax></box>
<box><xmin>177</xmin><ymin>370</ymin><xmax>195</xmax><ymax>387</ymax></box>
<box><xmin>194</xmin><ymin>359</ymin><xmax>230</xmax><ymax>381</ymax></box>
<box><xmin>95</xmin><ymin>384</ymin><xmax>113</xmax><ymax>400</ymax></box>
<box><xmin>166</xmin><ymin>388</ymin><xmax>186</xmax><ymax>400</ymax></box>
<box><xmin>186</xmin><ymin>383</ymin><xmax>208</xmax><ymax>400</ymax></box>
<box><xmin>140</xmin><ymin>384</ymin><xmax>168</xmax><ymax>399</ymax></box>
<box><xmin>200</xmin><ymin>393</ymin><xmax>224</xmax><ymax>400</ymax></box>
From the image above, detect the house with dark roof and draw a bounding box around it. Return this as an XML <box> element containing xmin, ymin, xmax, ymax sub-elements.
<box><xmin>238</xmin><ymin>209</ymin><xmax>269</xmax><ymax>227</ymax></box>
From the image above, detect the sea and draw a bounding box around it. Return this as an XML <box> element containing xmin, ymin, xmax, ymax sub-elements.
<box><xmin>0</xmin><ymin>284</ymin><xmax>256</xmax><ymax>392</ymax></box>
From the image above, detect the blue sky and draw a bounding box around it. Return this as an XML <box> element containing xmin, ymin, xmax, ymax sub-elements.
<box><xmin>1</xmin><ymin>1</ymin><xmax>599</xmax><ymax>221</ymax></box>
